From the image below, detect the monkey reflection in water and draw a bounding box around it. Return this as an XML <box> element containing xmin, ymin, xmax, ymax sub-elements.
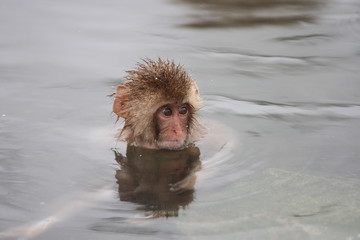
<box><xmin>112</xmin><ymin>59</ymin><xmax>204</xmax><ymax>217</ymax></box>
<box><xmin>114</xmin><ymin>144</ymin><xmax>201</xmax><ymax>218</ymax></box>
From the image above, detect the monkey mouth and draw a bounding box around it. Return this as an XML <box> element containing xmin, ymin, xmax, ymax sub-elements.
<box><xmin>156</xmin><ymin>139</ymin><xmax>186</xmax><ymax>150</ymax></box>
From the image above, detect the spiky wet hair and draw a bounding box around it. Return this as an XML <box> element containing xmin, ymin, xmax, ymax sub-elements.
<box><xmin>116</xmin><ymin>58</ymin><xmax>202</xmax><ymax>148</ymax></box>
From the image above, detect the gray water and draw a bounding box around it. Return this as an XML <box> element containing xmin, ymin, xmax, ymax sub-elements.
<box><xmin>1</xmin><ymin>0</ymin><xmax>360</xmax><ymax>239</ymax></box>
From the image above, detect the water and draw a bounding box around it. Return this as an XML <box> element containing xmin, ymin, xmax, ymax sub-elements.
<box><xmin>0</xmin><ymin>0</ymin><xmax>359</xmax><ymax>239</ymax></box>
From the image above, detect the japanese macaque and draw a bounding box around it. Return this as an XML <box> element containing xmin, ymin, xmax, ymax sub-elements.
<box><xmin>113</xmin><ymin>59</ymin><xmax>203</xmax><ymax>150</ymax></box>
<box><xmin>114</xmin><ymin>145</ymin><xmax>201</xmax><ymax>218</ymax></box>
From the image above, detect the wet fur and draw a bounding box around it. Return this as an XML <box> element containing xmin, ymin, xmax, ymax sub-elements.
<box><xmin>115</xmin><ymin>59</ymin><xmax>203</xmax><ymax>149</ymax></box>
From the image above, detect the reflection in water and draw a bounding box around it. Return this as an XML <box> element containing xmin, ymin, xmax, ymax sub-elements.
<box><xmin>114</xmin><ymin>145</ymin><xmax>201</xmax><ymax>218</ymax></box>
<box><xmin>175</xmin><ymin>0</ymin><xmax>321</xmax><ymax>28</ymax></box>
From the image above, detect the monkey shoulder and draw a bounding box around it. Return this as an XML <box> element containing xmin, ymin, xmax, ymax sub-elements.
<box><xmin>196</xmin><ymin>118</ymin><xmax>236</xmax><ymax>157</ymax></box>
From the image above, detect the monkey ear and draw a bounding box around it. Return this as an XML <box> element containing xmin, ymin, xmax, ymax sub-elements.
<box><xmin>191</xmin><ymin>82</ymin><xmax>199</xmax><ymax>95</ymax></box>
<box><xmin>194</xmin><ymin>86</ymin><xmax>199</xmax><ymax>95</ymax></box>
<box><xmin>113</xmin><ymin>85</ymin><xmax>129</xmax><ymax>118</ymax></box>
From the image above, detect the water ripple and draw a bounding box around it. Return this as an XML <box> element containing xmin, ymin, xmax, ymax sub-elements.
<box><xmin>203</xmin><ymin>95</ymin><xmax>360</xmax><ymax>118</ymax></box>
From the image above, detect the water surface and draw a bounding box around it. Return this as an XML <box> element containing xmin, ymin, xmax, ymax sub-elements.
<box><xmin>0</xmin><ymin>0</ymin><xmax>360</xmax><ymax>239</ymax></box>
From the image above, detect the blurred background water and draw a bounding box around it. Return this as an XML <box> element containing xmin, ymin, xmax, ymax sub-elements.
<box><xmin>0</xmin><ymin>0</ymin><xmax>359</xmax><ymax>239</ymax></box>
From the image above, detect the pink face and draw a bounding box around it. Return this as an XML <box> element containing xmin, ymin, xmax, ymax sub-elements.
<box><xmin>155</xmin><ymin>103</ymin><xmax>191</xmax><ymax>150</ymax></box>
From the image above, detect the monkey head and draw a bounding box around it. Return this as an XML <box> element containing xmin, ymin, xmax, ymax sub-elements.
<box><xmin>113</xmin><ymin>59</ymin><xmax>203</xmax><ymax>150</ymax></box>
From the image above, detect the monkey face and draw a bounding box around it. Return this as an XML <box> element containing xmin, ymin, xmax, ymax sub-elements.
<box><xmin>155</xmin><ymin>103</ymin><xmax>191</xmax><ymax>150</ymax></box>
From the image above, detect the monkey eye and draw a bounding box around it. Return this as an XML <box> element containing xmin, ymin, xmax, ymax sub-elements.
<box><xmin>179</xmin><ymin>105</ymin><xmax>188</xmax><ymax>115</ymax></box>
<box><xmin>162</xmin><ymin>106</ymin><xmax>173</xmax><ymax>116</ymax></box>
